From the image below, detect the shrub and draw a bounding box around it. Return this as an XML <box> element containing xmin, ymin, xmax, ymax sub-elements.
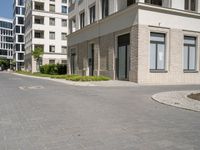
<box><xmin>39</xmin><ymin>64</ymin><xmax>67</xmax><ymax>75</ymax></box>
<box><xmin>66</xmin><ymin>75</ymin><xmax>111</xmax><ymax>82</ymax></box>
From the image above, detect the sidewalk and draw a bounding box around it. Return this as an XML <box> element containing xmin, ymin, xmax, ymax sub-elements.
<box><xmin>12</xmin><ymin>73</ymin><xmax>139</xmax><ymax>87</ymax></box>
<box><xmin>152</xmin><ymin>90</ymin><xmax>200</xmax><ymax>112</ymax></box>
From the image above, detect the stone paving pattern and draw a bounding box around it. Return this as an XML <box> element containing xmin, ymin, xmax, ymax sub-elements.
<box><xmin>152</xmin><ymin>91</ymin><xmax>200</xmax><ymax>112</ymax></box>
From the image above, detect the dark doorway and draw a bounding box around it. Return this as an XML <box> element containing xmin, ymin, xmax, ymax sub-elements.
<box><xmin>71</xmin><ymin>53</ymin><xmax>76</xmax><ymax>74</ymax></box>
<box><xmin>88</xmin><ymin>44</ymin><xmax>95</xmax><ymax>76</ymax></box>
<box><xmin>117</xmin><ymin>34</ymin><xmax>130</xmax><ymax>80</ymax></box>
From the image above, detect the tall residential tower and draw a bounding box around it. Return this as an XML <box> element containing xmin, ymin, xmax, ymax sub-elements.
<box><xmin>25</xmin><ymin>0</ymin><xmax>68</xmax><ymax>72</ymax></box>
<box><xmin>13</xmin><ymin>0</ymin><xmax>25</xmax><ymax>70</ymax></box>
<box><xmin>0</xmin><ymin>17</ymin><xmax>13</xmax><ymax>60</ymax></box>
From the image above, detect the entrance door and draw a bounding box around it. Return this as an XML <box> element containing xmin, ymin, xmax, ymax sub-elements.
<box><xmin>71</xmin><ymin>53</ymin><xmax>76</xmax><ymax>74</ymax></box>
<box><xmin>88</xmin><ymin>44</ymin><xmax>94</xmax><ymax>76</ymax></box>
<box><xmin>117</xmin><ymin>34</ymin><xmax>130</xmax><ymax>80</ymax></box>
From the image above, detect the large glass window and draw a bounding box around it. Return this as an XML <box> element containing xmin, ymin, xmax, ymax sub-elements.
<box><xmin>150</xmin><ymin>33</ymin><xmax>166</xmax><ymax>71</ymax></box>
<box><xmin>184</xmin><ymin>36</ymin><xmax>196</xmax><ymax>71</ymax></box>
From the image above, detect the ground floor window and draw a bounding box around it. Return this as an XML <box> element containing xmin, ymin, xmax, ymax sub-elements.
<box><xmin>150</xmin><ymin>32</ymin><xmax>166</xmax><ymax>71</ymax></box>
<box><xmin>184</xmin><ymin>36</ymin><xmax>196</xmax><ymax>71</ymax></box>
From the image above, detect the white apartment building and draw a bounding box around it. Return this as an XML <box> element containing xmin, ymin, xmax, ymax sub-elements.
<box><xmin>13</xmin><ymin>0</ymin><xmax>25</xmax><ymax>70</ymax></box>
<box><xmin>0</xmin><ymin>17</ymin><xmax>13</xmax><ymax>60</ymax></box>
<box><xmin>67</xmin><ymin>0</ymin><xmax>200</xmax><ymax>84</ymax></box>
<box><xmin>25</xmin><ymin>0</ymin><xmax>68</xmax><ymax>72</ymax></box>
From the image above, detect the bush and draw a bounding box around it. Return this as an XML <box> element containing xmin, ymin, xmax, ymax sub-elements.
<box><xmin>66</xmin><ymin>75</ymin><xmax>111</xmax><ymax>82</ymax></box>
<box><xmin>40</xmin><ymin>64</ymin><xmax>67</xmax><ymax>75</ymax></box>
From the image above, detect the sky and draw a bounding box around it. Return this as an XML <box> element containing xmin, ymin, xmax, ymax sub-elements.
<box><xmin>0</xmin><ymin>0</ymin><xmax>13</xmax><ymax>19</ymax></box>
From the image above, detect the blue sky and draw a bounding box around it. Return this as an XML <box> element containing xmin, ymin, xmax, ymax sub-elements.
<box><xmin>0</xmin><ymin>0</ymin><xmax>13</xmax><ymax>19</ymax></box>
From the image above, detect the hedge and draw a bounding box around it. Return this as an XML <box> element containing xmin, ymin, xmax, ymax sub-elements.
<box><xmin>39</xmin><ymin>64</ymin><xmax>67</xmax><ymax>75</ymax></box>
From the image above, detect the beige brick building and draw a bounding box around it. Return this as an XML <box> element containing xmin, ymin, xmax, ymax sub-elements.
<box><xmin>67</xmin><ymin>0</ymin><xmax>200</xmax><ymax>84</ymax></box>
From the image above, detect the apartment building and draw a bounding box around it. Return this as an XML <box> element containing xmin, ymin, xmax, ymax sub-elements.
<box><xmin>67</xmin><ymin>0</ymin><xmax>200</xmax><ymax>84</ymax></box>
<box><xmin>13</xmin><ymin>0</ymin><xmax>25</xmax><ymax>70</ymax></box>
<box><xmin>0</xmin><ymin>17</ymin><xmax>13</xmax><ymax>60</ymax></box>
<box><xmin>25</xmin><ymin>0</ymin><xmax>68</xmax><ymax>72</ymax></box>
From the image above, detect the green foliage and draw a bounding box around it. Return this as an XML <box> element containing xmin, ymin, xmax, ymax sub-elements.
<box><xmin>39</xmin><ymin>64</ymin><xmax>67</xmax><ymax>75</ymax></box>
<box><xmin>65</xmin><ymin>75</ymin><xmax>111</xmax><ymax>82</ymax></box>
<box><xmin>16</xmin><ymin>71</ymin><xmax>111</xmax><ymax>82</ymax></box>
<box><xmin>32</xmin><ymin>47</ymin><xmax>44</xmax><ymax>61</ymax></box>
<box><xmin>0</xmin><ymin>57</ymin><xmax>10</xmax><ymax>70</ymax></box>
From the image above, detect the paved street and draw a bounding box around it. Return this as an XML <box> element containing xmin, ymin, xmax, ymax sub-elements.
<box><xmin>0</xmin><ymin>72</ymin><xmax>200</xmax><ymax>150</ymax></box>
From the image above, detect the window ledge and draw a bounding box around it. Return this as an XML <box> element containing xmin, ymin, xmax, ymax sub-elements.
<box><xmin>150</xmin><ymin>70</ymin><xmax>168</xmax><ymax>73</ymax></box>
<box><xmin>184</xmin><ymin>70</ymin><xmax>198</xmax><ymax>73</ymax></box>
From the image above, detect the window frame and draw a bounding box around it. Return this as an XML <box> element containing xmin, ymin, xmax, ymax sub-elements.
<box><xmin>150</xmin><ymin>32</ymin><xmax>166</xmax><ymax>72</ymax></box>
<box><xmin>183</xmin><ymin>36</ymin><xmax>197</xmax><ymax>72</ymax></box>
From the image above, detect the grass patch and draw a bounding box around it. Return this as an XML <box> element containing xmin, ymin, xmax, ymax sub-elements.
<box><xmin>16</xmin><ymin>71</ymin><xmax>111</xmax><ymax>81</ymax></box>
<box><xmin>66</xmin><ymin>75</ymin><xmax>111</xmax><ymax>81</ymax></box>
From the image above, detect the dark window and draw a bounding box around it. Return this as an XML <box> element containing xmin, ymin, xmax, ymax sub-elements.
<box><xmin>127</xmin><ymin>0</ymin><xmax>135</xmax><ymax>6</ymax></box>
<box><xmin>102</xmin><ymin>0</ymin><xmax>109</xmax><ymax>18</ymax></box>
<box><xmin>145</xmin><ymin>0</ymin><xmax>162</xmax><ymax>6</ymax></box>
<box><xmin>89</xmin><ymin>5</ymin><xmax>96</xmax><ymax>24</ymax></box>
<box><xmin>185</xmin><ymin>0</ymin><xmax>197</xmax><ymax>11</ymax></box>
<box><xmin>80</xmin><ymin>12</ymin><xmax>85</xmax><ymax>29</ymax></box>
<box><xmin>18</xmin><ymin>17</ymin><xmax>24</xmax><ymax>24</ymax></box>
<box><xmin>18</xmin><ymin>35</ymin><xmax>24</xmax><ymax>42</ymax></box>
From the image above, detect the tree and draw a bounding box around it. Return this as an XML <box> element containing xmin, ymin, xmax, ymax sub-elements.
<box><xmin>32</xmin><ymin>47</ymin><xmax>44</xmax><ymax>72</ymax></box>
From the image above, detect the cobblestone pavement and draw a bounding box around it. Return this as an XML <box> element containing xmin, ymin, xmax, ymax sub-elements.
<box><xmin>152</xmin><ymin>90</ymin><xmax>200</xmax><ymax>112</ymax></box>
<box><xmin>0</xmin><ymin>72</ymin><xmax>200</xmax><ymax>150</ymax></box>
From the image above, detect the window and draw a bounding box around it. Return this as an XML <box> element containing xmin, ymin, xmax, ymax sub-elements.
<box><xmin>34</xmin><ymin>30</ymin><xmax>44</xmax><ymax>38</ymax></box>
<box><xmin>61</xmin><ymin>33</ymin><xmax>67</xmax><ymax>40</ymax></box>
<box><xmin>62</xmin><ymin>46</ymin><xmax>67</xmax><ymax>53</ymax></box>
<box><xmin>18</xmin><ymin>35</ymin><xmax>24</xmax><ymax>42</ymax></box>
<box><xmin>102</xmin><ymin>0</ymin><xmax>109</xmax><ymax>18</ymax></box>
<box><xmin>16</xmin><ymin>26</ymin><xmax>20</xmax><ymax>33</ymax></box>
<box><xmin>61</xmin><ymin>60</ymin><xmax>67</xmax><ymax>64</ymax></box>
<box><xmin>62</xmin><ymin>6</ymin><xmax>68</xmax><ymax>13</ymax></box>
<box><xmin>80</xmin><ymin>11</ymin><xmax>85</xmax><ymax>29</ymax></box>
<box><xmin>145</xmin><ymin>0</ymin><xmax>162</xmax><ymax>6</ymax></box>
<box><xmin>18</xmin><ymin>53</ymin><xmax>24</xmax><ymax>60</ymax></box>
<box><xmin>35</xmin><ymin>2</ymin><xmax>44</xmax><ymax>10</ymax></box>
<box><xmin>18</xmin><ymin>17</ymin><xmax>24</xmax><ymax>24</ymax></box>
<box><xmin>62</xmin><ymin>0</ymin><xmax>67</xmax><ymax>3</ymax></box>
<box><xmin>185</xmin><ymin>0</ymin><xmax>197</xmax><ymax>11</ymax></box>
<box><xmin>150</xmin><ymin>33</ymin><xmax>166</xmax><ymax>71</ymax></box>
<box><xmin>50</xmin><ymin>4</ymin><xmax>55</xmax><ymax>12</ymax></box>
<box><xmin>49</xmin><ymin>45</ymin><xmax>55</xmax><ymax>53</ymax></box>
<box><xmin>35</xmin><ymin>16</ymin><xmax>44</xmax><ymax>24</ymax></box>
<box><xmin>16</xmin><ymin>7</ymin><xmax>20</xmax><ymax>14</ymax></box>
<box><xmin>89</xmin><ymin>5</ymin><xmax>96</xmax><ymax>24</ymax></box>
<box><xmin>62</xmin><ymin>19</ymin><xmax>67</xmax><ymax>27</ymax></box>
<box><xmin>127</xmin><ymin>0</ymin><xmax>136</xmax><ymax>6</ymax></box>
<box><xmin>184</xmin><ymin>36</ymin><xmax>196</xmax><ymax>71</ymax></box>
<box><xmin>49</xmin><ymin>60</ymin><xmax>55</xmax><ymax>64</ymax></box>
<box><xmin>49</xmin><ymin>32</ymin><xmax>55</xmax><ymax>40</ymax></box>
<box><xmin>18</xmin><ymin>0</ymin><xmax>24</xmax><ymax>6</ymax></box>
<box><xmin>49</xmin><ymin>18</ymin><xmax>55</xmax><ymax>25</ymax></box>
